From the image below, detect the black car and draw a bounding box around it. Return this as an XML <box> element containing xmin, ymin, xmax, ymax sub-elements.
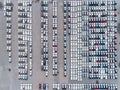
<box><xmin>43</xmin><ymin>83</ymin><xmax>46</xmax><ymax>89</ymax></box>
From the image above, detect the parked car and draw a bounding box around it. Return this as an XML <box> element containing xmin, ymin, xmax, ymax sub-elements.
<box><xmin>39</xmin><ymin>83</ymin><xmax>41</xmax><ymax>90</ymax></box>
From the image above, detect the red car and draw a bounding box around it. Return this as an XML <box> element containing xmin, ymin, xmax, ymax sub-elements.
<box><xmin>39</xmin><ymin>83</ymin><xmax>41</xmax><ymax>89</ymax></box>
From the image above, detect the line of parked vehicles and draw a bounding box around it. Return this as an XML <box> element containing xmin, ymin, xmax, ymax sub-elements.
<box><xmin>4</xmin><ymin>0</ymin><xmax>13</xmax><ymax>63</ymax></box>
<box><xmin>53</xmin><ymin>83</ymin><xmax>67</xmax><ymax>90</ymax></box>
<box><xmin>40</xmin><ymin>0</ymin><xmax>49</xmax><ymax>77</ymax></box>
<box><xmin>63</xmin><ymin>0</ymin><xmax>118</xmax><ymax>81</ymax></box>
<box><xmin>66</xmin><ymin>0</ymin><xmax>83</xmax><ymax>81</ymax></box>
<box><xmin>18</xmin><ymin>0</ymin><xmax>33</xmax><ymax>80</ymax></box>
<box><xmin>82</xmin><ymin>0</ymin><xmax>117</xmax><ymax>80</ymax></box>
<box><xmin>69</xmin><ymin>83</ymin><xmax>117</xmax><ymax>90</ymax></box>
<box><xmin>63</xmin><ymin>1</ymin><xmax>68</xmax><ymax>77</ymax></box>
<box><xmin>38</xmin><ymin>83</ymin><xmax>67</xmax><ymax>90</ymax></box>
<box><xmin>20</xmin><ymin>84</ymin><xmax>32</xmax><ymax>90</ymax></box>
<box><xmin>52</xmin><ymin>0</ymin><xmax>59</xmax><ymax>76</ymax></box>
<box><xmin>39</xmin><ymin>83</ymin><xmax>48</xmax><ymax>90</ymax></box>
<box><xmin>38</xmin><ymin>83</ymin><xmax>117</xmax><ymax>90</ymax></box>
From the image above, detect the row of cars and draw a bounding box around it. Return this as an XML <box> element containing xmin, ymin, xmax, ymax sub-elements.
<box><xmin>53</xmin><ymin>84</ymin><xmax>60</xmax><ymax>90</ymax></box>
<box><xmin>20</xmin><ymin>84</ymin><xmax>32</xmax><ymax>90</ymax></box>
<box><xmin>66</xmin><ymin>0</ymin><xmax>83</xmax><ymax>81</ymax></box>
<box><xmin>4</xmin><ymin>0</ymin><xmax>13</xmax><ymax>63</ymax></box>
<box><xmin>82</xmin><ymin>0</ymin><xmax>117</xmax><ymax>80</ymax></box>
<box><xmin>86</xmin><ymin>0</ymin><xmax>117</xmax><ymax>6</ymax></box>
<box><xmin>64</xmin><ymin>0</ymin><xmax>117</xmax><ymax>81</ymax></box>
<box><xmin>39</xmin><ymin>83</ymin><xmax>48</xmax><ymax>90</ymax></box>
<box><xmin>63</xmin><ymin>1</ymin><xmax>67</xmax><ymax>77</ymax></box>
<box><xmin>79</xmin><ymin>0</ymin><xmax>90</xmax><ymax>81</ymax></box>
<box><xmin>81</xmin><ymin>62</ymin><xmax>117</xmax><ymax>79</ymax></box>
<box><xmin>52</xmin><ymin>0</ymin><xmax>59</xmax><ymax>76</ymax></box>
<box><xmin>88</xmin><ymin>74</ymin><xmax>117</xmax><ymax>79</ymax></box>
<box><xmin>68</xmin><ymin>83</ymin><xmax>117</xmax><ymax>90</ymax></box>
<box><xmin>18</xmin><ymin>0</ymin><xmax>33</xmax><ymax>80</ymax></box>
<box><xmin>38</xmin><ymin>83</ymin><xmax>67</xmax><ymax>90</ymax></box>
<box><xmin>40</xmin><ymin>0</ymin><xmax>49</xmax><ymax>76</ymax></box>
<box><xmin>39</xmin><ymin>83</ymin><xmax>117</xmax><ymax>90</ymax></box>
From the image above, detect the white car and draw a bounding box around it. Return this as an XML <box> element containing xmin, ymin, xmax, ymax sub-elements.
<box><xmin>29</xmin><ymin>11</ymin><xmax>32</xmax><ymax>17</ymax></box>
<box><xmin>41</xmin><ymin>61</ymin><xmax>43</xmax><ymax>66</ymax></box>
<box><xmin>28</xmin><ymin>19</ymin><xmax>32</xmax><ymax>24</ymax></box>
<box><xmin>29</xmin><ymin>53</ymin><xmax>32</xmax><ymax>58</ymax></box>
<box><xmin>29</xmin><ymin>47</ymin><xmax>32</xmax><ymax>53</ymax></box>
<box><xmin>29</xmin><ymin>61</ymin><xmax>32</xmax><ymax>66</ymax></box>
<box><xmin>18</xmin><ymin>74</ymin><xmax>22</xmax><ymax>80</ymax></box>
<box><xmin>6</xmin><ymin>22</ymin><xmax>11</xmax><ymax>26</ymax></box>
<box><xmin>29</xmin><ymin>84</ymin><xmax>32</xmax><ymax>90</ymax></box>
<box><xmin>6</xmin><ymin>11</ymin><xmax>12</xmax><ymax>16</ymax></box>
<box><xmin>7</xmin><ymin>29</ymin><xmax>12</xmax><ymax>33</ymax></box>
<box><xmin>7</xmin><ymin>46</ymin><xmax>12</xmax><ymax>51</ymax></box>
<box><xmin>29</xmin><ymin>25</ymin><xmax>32</xmax><ymax>30</ymax></box>
<box><xmin>8</xmin><ymin>51</ymin><xmax>12</xmax><ymax>57</ymax></box>
<box><xmin>61</xmin><ymin>84</ymin><xmax>67</xmax><ymax>89</ymax></box>
<box><xmin>29</xmin><ymin>41</ymin><xmax>32</xmax><ymax>46</ymax></box>
<box><xmin>45</xmin><ymin>65</ymin><xmax>48</xmax><ymax>70</ymax></box>
<box><xmin>53</xmin><ymin>18</ymin><xmax>57</xmax><ymax>23</ymax></box>
<box><xmin>53</xmin><ymin>11</ymin><xmax>57</xmax><ymax>17</ymax></box>
<box><xmin>53</xmin><ymin>64</ymin><xmax>57</xmax><ymax>69</ymax></box>
<box><xmin>29</xmin><ymin>64</ymin><xmax>32</xmax><ymax>70</ymax></box>
<box><xmin>44</xmin><ymin>7</ymin><xmax>48</xmax><ymax>11</ymax></box>
<box><xmin>46</xmin><ymin>71</ymin><xmax>48</xmax><ymax>77</ymax></box>
<box><xmin>53</xmin><ymin>70</ymin><xmax>58</xmax><ymax>76</ymax></box>
<box><xmin>8</xmin><ymin>57</ymin><xmax>12</xmax><ymax>63</ymax></box>
<box><xmin>30</xmin><ymin>70</ymin><xmax>32</xmax><ymax>76</ymax></box>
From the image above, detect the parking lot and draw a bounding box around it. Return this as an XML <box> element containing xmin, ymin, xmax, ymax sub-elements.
<box><xmin>0</xmin><ymin>0</ymin><xmax>120</xmax><ymax>90</ymax></box>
